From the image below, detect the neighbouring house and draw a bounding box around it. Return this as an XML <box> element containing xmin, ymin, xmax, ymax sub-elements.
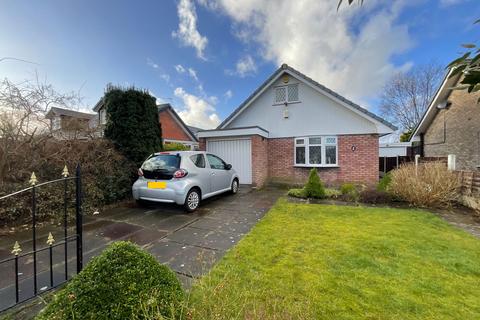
<box><xmin>410</xmin><ymin>71</ymin><xmax>480</xmax><ymax>171</ymax></box>
<box><xmin>92</xmin><ymin>100</ymin><xmax>199</xmax><ymax>150</ymax></box>
<box><xmin>198</xmin><ymin>64</ymin><xmax>396</xmax><ymax>186</ymax></box>
<box><xmin>157</xmin><ymin>103</ymin><xmax>199</xmax><ymax>150</ymax></box>
<box><xmin>45</xmin><ymin>107</ymin><xmax>97</xmax><ymax>139</ymax></box>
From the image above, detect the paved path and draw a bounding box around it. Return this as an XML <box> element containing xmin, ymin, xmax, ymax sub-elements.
<box><xmin>0</xmin><ymin>186</ymin><xmax>283</xmax><ymax>313</ymax></box>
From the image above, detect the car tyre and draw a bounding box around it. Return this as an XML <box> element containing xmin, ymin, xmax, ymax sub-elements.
<box><xmin>184</xmin><ymin>188</ymin><xmax>200</xmax><ymax>212</ymax></box>
<box><xmin>231</xmin><ymin>179</ymin><xmax>239</xmax><ymax>194</ymax></box>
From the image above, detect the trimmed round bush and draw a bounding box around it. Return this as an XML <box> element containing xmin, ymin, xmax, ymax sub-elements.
<box><xmin>37</xmin><ymin>241</ymin><xmax>184</xmax><ymax>320</ymax></box>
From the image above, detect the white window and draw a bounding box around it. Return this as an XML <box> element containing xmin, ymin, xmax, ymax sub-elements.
<box><xmin>274</xmin><ymin>84</ymin><xmax>299</xmax><ymax>104</ymax></box>
<box><xmin>99</xmin><ymin>109</ymin><xmax>107</xmax><ymax>125</ymax></box>
<box><xmin>294</xmin><ymin>136</ymin><xmax>338</xmax><ymax>167</ymax></box>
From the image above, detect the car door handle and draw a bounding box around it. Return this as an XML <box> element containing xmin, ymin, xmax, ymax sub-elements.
<box><xmin>211</xmin><ymin>172</ymin><xmax>215</xmax><ymax>176</ymax></box>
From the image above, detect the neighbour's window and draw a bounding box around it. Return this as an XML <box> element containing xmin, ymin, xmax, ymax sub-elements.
<box><xmin>274</xmin><ymin>84</ymin><xmax>299</xmax><ymax>104</ymax></box>
<box><xmin>190</xmin><ymin>154</ymin><xmax>205</xmax><ymax>168</ymax></box>
<box><xmin>294</xmin><ymin>136</ymin><xmax>337</xmax><ymax>166</ymax></box>
<box><xmin>206</xmin><ymin>154</ymin><xmax>226</xmax><ymax>170</ymax></box>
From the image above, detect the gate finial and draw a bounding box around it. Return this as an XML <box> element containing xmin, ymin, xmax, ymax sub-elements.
<box><xmin>29</xmin><ymin>172</ymin><xmax>38</xmax><ymax>186</ymax></box>
<box><xmin>62</xmin><ymin>165</ymin><xmax>69</xmax><ymax>178</ymax></box>
<box><xmin>11</xmin><ymin>241</ymin><xmax>22</xmax><ymax>256</ymax></box>
<box><xmin>47</xmin><ymin>232</ymin><xmax>55</xmax><ymax>246</ymax></box>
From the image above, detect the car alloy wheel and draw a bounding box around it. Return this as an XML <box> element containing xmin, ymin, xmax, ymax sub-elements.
<box><xmin>232</xmin><ymin>180</ymin><xmax>239</xmax><ymax>194</ymax></box>
<box><xmin>187</xmin><ymin>190</ymin><xmax>200</xmax><ymax>211</ymax></box>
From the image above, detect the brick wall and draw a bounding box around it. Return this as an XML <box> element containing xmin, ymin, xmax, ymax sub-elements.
<box><xmin>251</xmin><ymin>135</ymin><xmax>269</xmax><ymax>187</ymax></box>
<box><xmin>268</xmin><ymin>134</ymin><xmax>379</xmax><ymax>186</ymax></box>
<box><xmin>199</xmin><ymin>138</ymin><xmax>206</xmax><ymax>151</ymax></box>
<box><xmin>424</xmin><ymin>89</ymin><xmax>480</xmax><ymax>170</ymax></box>
<box><xmin>159</xmin><ymin>110</ymin><xmax>192</xmax><ymax>142</ymax></box>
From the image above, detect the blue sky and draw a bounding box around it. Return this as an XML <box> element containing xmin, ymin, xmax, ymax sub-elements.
<box><xmin>0</xmin><ymin>0</ymin><xmax>479</xmax><ymax>128</ymax></box>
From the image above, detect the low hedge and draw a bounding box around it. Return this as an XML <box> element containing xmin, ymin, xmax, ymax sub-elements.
<box><xmin>37</xmin><ymin>241</ymin><xmax>184</xmax><ymax>320</ymax></box>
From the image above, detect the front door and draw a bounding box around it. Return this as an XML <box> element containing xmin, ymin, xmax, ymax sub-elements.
<box><xmin>206</xmin><ymin>154</ymin><xmax>231</xmax><ymax>191</ymax></box>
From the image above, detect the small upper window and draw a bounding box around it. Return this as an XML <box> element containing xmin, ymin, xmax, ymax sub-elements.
<box><xmin>274</xmin><ymin>84</ymin><xmax>299</xmax><ymax>104</ymax></box>
<box><xmin>190</xmin><ymin>154</ymin><xmax>205</xmax><ymax>168</ymax></box>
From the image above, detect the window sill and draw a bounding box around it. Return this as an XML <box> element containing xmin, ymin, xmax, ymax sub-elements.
<box><xmin>294</xmin><ymin>164</ymin><xmax>339</xmax><ymax>168</ymax></box>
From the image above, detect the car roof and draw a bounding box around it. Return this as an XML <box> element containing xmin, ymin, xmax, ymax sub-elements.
<box><xmin>152</xmin><ymin>151</ymin><xmax>207</xmax><ymax>156</ymax></box>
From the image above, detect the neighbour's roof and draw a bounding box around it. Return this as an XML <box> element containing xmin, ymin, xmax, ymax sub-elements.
<box><xmin>158</xmin><ymin>103</ymin><xmax>198</xmax><ymax>142</ymax></box>
<box><xmin>46</xmin><ymin>107</ymin><xmax>96</xmax><ymax>120</ymax></box>
<box><xmin>187</xmin><ymin>125</ymin><xmax>203</xmax><ymax>135</ymax></box>
<box><xmin>218</xmin><ymin>63</ymin><xmax>397</xmax><ymax>131</ymax></box>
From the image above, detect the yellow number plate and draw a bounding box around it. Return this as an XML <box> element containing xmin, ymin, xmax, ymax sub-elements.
<box><xmin>148</xmin><ymin>181</ymin><xmax>167</xmax><ymax>189</ymax></box>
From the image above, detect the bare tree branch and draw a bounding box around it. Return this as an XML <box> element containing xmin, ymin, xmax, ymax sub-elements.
<box><xmin>379</xmin><ymin>62</ymin><xmax>444</xmax><ymax>132</ymax></box>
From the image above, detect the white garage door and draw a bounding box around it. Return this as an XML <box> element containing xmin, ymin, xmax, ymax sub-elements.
<box><xmin>207</xmin><ymin>139</ymin><xmax>252</xmax><ymax>184</ymax></box>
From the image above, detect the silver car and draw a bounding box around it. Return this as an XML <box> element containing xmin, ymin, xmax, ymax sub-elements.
<box><xmin>132</xmin><ymin>151</ymin><xmax>240</xmax><ymax>212</ymax></box>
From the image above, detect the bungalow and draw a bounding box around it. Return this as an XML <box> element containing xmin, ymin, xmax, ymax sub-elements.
<box><xmin>409</xmin><ymin>71</ymin><xmax>480</xmax><ymax>171</ymax></box>
<box><xmin>198</xmin><ymin>64</ymin><xmax>396</xmax><ymax>186</ymax></box>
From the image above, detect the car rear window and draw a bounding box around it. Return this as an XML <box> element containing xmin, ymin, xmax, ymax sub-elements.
<box><xmin>141</xmin><ymin>154</ymin><xmax>180</xmax><ymax>180</ymax></box>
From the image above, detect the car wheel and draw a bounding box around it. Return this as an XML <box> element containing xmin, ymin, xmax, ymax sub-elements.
<box><xmin>231</xmin><ymin>179</ymin><xmax>239</xmax><ymax>194</ymax></box>
<box><xmin>184</xmin><ymin>188</ymin><xmax>200</xmax><ymax>212</ymax></box>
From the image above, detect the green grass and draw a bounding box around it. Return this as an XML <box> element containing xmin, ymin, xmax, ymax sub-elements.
<box><xmin>188</xmin><ymin>199</ymin><xmax>480</xmax><ymax>320</ymax></box>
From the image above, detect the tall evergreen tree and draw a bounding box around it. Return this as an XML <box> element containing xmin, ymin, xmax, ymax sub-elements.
<box><xmin>103</xmin><ymin>86</ymin><xmax>162</xmax><ymax>165</ymax></box>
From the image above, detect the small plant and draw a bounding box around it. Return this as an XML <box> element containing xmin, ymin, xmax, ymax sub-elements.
<box><xmin>377</xmin><ymin>173</ymin><xmax>392</xmax><ymax>192</ymax></box>
<box><xmin>325</xmin><ymin>188</ymin><xmax>341</xmax><ymax>199</ymax></box>
<box><xmin>389</xmin><ymin>162</ymin><xmax>459</xmax><ymax>208</ymax></box>
<box><xmin>287</xmin><ymin>188</ymin><xmax>307</xmax><ymax>198</ymax></box>
<box><xmin>287</xmin><ymin>169</ymin><xmax>326</xmax><ymax>199</ymax></box>
<box><xmin>340</xmin><ymin>183</ymin><xmax>359</xmax><ymax>202</ymax></box>
<box><xmin>304</xmin><ymin>168</ymin><xmax>326</xmax><ymax>198</ymax></box>
<box><xmin>37</xmin><ymin>241</ymin><xmax>184</xmax><ymax>320</ymax></box>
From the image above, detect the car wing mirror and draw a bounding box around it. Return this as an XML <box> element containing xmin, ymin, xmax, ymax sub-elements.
<box><xmin>226</xmin><ymin>164</ymin><xmax>232</xmax><ymax>170</ymax></box>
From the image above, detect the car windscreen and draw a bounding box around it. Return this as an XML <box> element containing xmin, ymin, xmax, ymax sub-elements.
<box><xmin>141</xmin><ymin>154</ymin><xmax>180</xmax><ymax>180</ymax></box>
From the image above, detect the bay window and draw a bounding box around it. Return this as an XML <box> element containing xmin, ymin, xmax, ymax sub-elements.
<box><xmin>294</xmin><ymin>136</ymin><xmax>338</xmax><ymax>167</ymax></box>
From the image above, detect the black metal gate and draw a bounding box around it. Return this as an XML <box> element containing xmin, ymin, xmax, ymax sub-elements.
<box><xmin>0</xmin><ymin>165</ymin><xmax>83</xmax><ymax>312</ymax></box>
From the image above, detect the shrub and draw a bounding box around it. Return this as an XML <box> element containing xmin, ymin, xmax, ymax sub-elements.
<box><xmin>37</xmin><ymin>241</ymin><xmax>184</xmax><ymax>320</ymax></box>
<box><xmin>163</xmin><ymin>142</ymin><xmax>191</xmax><ymax>151</ymax></box>
<box><xmin>304</xmin><ymin>168</ymin><xmax>326</xmax><ymax>199</ymax></box>
<box><xmin>377</xmin><ymin>173</ymin><xmax>392</xmax><ymax>192</ymax></box>
<box><xmin>325</xmin><ymin>188</ymin><xmax>341</xmax><ymax>199</ymax></box>
<box><xmin>389</xmin><ymin>162</ymin><xmax>459</xmax><ymax>208</ymax></box>
<box><xmin>359</xmin><ymin>188</ymin><xmax>392</xmax><ymax>204</ymax></box>
<box><xmin>0</xmin><ymin>139</ymin><xmax>136</xmax><ymax>226</ymax></box>
<box><xmin>340</xmin><ymin>183</ymin><xmax>359</xmax><ymax>202</ymax></box>
<box><xmin>287</xmin><ymin>188</ymin><xmax>307</xmax><ymax>198</ymax></box>
<box><xmin>103</xmin><ymin>86</ymin><xmax>163</xmax><ymax>165</ymax></box>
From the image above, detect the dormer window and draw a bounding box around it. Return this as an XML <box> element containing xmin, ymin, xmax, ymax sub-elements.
<box><xmin>274</xmin><ymin>84</ymin><xmax>299</xmax><ymax>104</ymax></box>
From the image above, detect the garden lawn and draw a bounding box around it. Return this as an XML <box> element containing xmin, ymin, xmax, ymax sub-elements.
<box><xmin>188</xmin><ymin>199</ymin><xmax>480</xmax><ymax>320</ymax></box>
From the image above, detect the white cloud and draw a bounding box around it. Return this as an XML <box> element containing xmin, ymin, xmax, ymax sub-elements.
<box><xmin>175</xmin><ymin>64</ymin><xmax>186</xmax><ymax>73</ymax></box>
<box><xmin>226</xmin><ymin>55</ymin><xmax>257</xmax><ymax>77</ymax></box>
<box><xmin>188</xmin><ymin>68</ymin><xmax>199</xmax><ymax>81</ymax></box>
<box><xmin>224</xmin><ymin>89</ymin><xmax>233</xmax><ymax>99</ymax></box>
<box><xmin>200</xmin><ymin>0</ymin><xmax>414</xmax><ymax>102</ymax></box>
<box><xmin>172</xmin><ymin>0</ymin><xmax>208</xmax><ymax>60</ymax></box>
<box><xmin>174</xmin><ymin>87</ymin><xmax>221</xmax><ymax>129</ymax></box>
<box><xmin>159</xmin><ymin>73</ymin><xmax>170</xmax><ymax>83</ymax></box>
<box><xmin>147</xmin><ymin>58</ymin><xmax>159</xmax><ymax>69</ymax></box>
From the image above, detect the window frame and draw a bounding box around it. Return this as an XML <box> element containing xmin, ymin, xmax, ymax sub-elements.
<box><xmin>294</xmin><ymin>136</ymin><xmax>338</xmax><ymax>167</ymax></box>
<box><xmin>273</xmin><ymin>83</ymin><xmax>300</xmax><ymax>105</ymax></box>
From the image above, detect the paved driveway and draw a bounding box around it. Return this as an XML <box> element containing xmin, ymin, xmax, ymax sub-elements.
<box><xmin>0</xmin><ymin>185</ymin><xmax>283</xmax><ymax>312</ymax></box>
<box><xmin>94</xmin><ymin>186</ymin><xmax>284</xmax><ymax>285</ymax></box>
